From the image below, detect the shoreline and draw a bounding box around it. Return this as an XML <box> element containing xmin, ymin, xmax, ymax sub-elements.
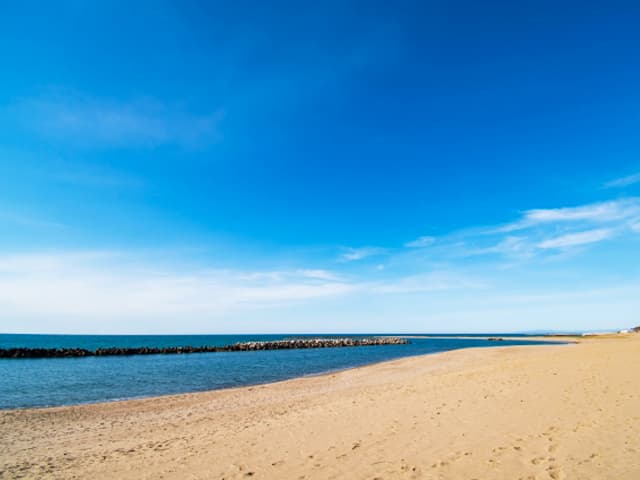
<box><xmin>2</xmin><ymin>338</ymin><xmax>571</xmax><ymax>415</ymax></box>
<box><xmin>2</xmin><ymin>335</ymin><xmax>638</xmax><ymax>479</ymax></box>
<box><xmin>0</xmin><ymin>336</ymin><xmax>564</xmax><ymax>413</ymax></box>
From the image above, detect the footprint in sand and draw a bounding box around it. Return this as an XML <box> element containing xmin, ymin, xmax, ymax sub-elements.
<box><xmin>547</xmin><ymin>465</ymin><xmax>565</xmax><ymax>480</ymax></box>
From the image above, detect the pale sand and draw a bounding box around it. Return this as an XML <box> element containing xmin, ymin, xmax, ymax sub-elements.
<box><xmin>1</xmin><ymin>335</ymin><xmax>639</xmax><ymax>479</ymax></box>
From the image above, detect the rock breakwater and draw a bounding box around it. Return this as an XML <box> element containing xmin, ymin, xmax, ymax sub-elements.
<box><xmin>0</xmin><ymin>337</ymin><xmax>408</xmax><ymax>359</ymax></box>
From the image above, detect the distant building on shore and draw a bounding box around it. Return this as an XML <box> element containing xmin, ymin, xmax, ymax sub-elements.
<box><xmin>615</xmin><ymin>327</ymin><xmax>640</xmax><ymax>334</ymax></box>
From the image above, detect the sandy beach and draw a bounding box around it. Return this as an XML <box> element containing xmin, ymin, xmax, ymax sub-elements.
<box><xmin>1</xmin><ymin>335</ymin><xmax>639</xmax><ymax>479</ymax></box>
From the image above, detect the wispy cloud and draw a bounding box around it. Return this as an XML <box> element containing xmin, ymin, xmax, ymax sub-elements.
<box><xmin>340</xmin><ymin>246</ymin><xmax>387</xmax><ymax>262</ymax></box>
<box><xmin>404</xmin><ymin>235</ymin><xmax>435</xmax><ymax>248</ymax></box>
<box><xmin>398</xmin><ymin>198</ymin><xmax>640</xmax><ymax>263</ymax></box>
<box><xmin>2</xmin><ymin>248</ymin><xmax>639</xmax><ymax>333</ymax></box>
<box><xmin>461</xmin><ymin>236</ymin><xmax>534</xmax><ymax>258</ymax></box>
<box><xmin>604</xmin><ymin>172</ymin><xmax>640</xmax><ymax>188</ymax></box>
<box><xmin>496</xmin><ymin>198</ymin><xmax>640</xmax><ymax>232</ymax></box>
<box><xmin>536</xmin><ymin>228</ymin><xmax>614</xmax><ymax>249</ymax></box>
<box><xmin>0</xmin><ymin>251</ymin><xmax>489</xmax><ymax>333</ymax></box>
<box><xmin>297</xmin><ymin>269</ymin><xmax>342</xmax><ymax>281</ymax></box>
<box><xmin>236</xmin><ymin>269</ymin><xmax>342</xmax><ymax>282</ymax></box>
<box><xmin>526</xmin><ymin>200</ymin><xmax>639</xmax><ymax>222</ymax></box>
<box><xmin>10</xmin><ymin>90</ymin><xmax>224</xmax><ymax>149</ymax></box>
<box><xmin>0</xmin><ymin>253</ymin><xmax>354</xmax><ymax>321</ymax></box>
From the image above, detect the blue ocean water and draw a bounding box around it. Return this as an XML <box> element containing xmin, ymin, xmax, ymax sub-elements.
<box><xmin>0</xmin><ymin>334</ymin><xmax>552</xmax><ymax>409</ymax></box>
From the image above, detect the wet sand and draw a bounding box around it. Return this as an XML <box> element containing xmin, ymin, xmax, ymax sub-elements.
<box><xmin>1</xmin><ymin>334</ymin><xmax>639</xmax><ymax>479</ymax></box>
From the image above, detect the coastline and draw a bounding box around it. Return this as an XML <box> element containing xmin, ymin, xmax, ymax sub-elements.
<box><xmin>0</xmin><ymin>335</ymin><xmax>555</xmax><ymax>410</ymax></box>
<box><xmin>1</xmin><ymin>335</ymin><xmax>638</xmax><ymax>479</ymax></box>
<box><xmin>1</xmin><ymin>338</ymin><xmax>562</xmax><ymax>413</ymax></box>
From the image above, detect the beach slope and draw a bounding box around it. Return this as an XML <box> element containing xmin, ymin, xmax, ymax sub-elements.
<box><xmin>1</xmin><ymin>335</ymin><xmax>639</xmax><ymax>479</ymax></box>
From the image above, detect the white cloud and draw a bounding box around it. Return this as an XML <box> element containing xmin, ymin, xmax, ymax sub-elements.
<box><xmin>2</xmin><ymin>249</ymin><xmax>639</xmax><ymax>334</ymax></box>
<box><xmin>340</xmin><ymin>246</ymin><xmax>386</xmax><ymax>261</ymax></box>
<box><xmin>462</xmin><ymin>236</ymin><xmax>532</xmax><ymax>257</ymax></box>
<box><xmin>536</xmin><ymin>228</ymin><xmax>614</xmax><ymax>249</ymax></box>
<box><xmin>526</xmin><ymin>200</ymin><xmax>637</xmax><ymax>222</ymax></box>
<box><xmin>296</xmin><ymin>269</ymin><xmax>342</xmax><ymax>281</ymax></box>
<box><xmin>0</xmin><ymin>251</ymin><xmax>493</xmax><ymax>330</ymax></box>
<box><xmin>497</xmin><ymin>198</ymin><xmax>640</xmax><ymax>232</ymax></box>
<box><xmin>0</xmin><ymin>253</ymin><xmax>355</xmax><ymax>322</ymax></box>
<box><xmin>404</xmin><ymin>235</ymin><xmax>435</xmax><ymax>248</ymax></box>
<box><xmin>10</xmin><ymin>90</ymin><xmax>223</xmax><ymax>148</ymax></box>
<box><xmin>237</xmin><ymin>269</ymin><xmax>341</xmax><ymax>282</ymax></box>
<box><xmin>605</xmin><ymin>172</ymin><xmax>640</xmax><ymax>188</ymax></box>
<box><xmin>403</xmin><ymin>198</ymin><xmax>640</xmax><ymax>261</ymax></box>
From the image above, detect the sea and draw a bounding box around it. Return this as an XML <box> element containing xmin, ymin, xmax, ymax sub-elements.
<box><xmin>0</xmin><ymin>333</ymin><xmax>553</xmax><ymax>409</ymax></box>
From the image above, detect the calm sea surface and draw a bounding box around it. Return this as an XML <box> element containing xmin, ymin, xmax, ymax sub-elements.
<box><xmin>0</xmin><ymin>334</ymin><xmax>552</xmax><ymax>409</ymax></box>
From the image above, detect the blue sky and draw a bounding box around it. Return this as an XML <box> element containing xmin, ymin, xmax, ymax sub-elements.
<box><xmin>1</xmin><ymin>1</ymin><xmax>639</xmax><ymax>333</ymax></box>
